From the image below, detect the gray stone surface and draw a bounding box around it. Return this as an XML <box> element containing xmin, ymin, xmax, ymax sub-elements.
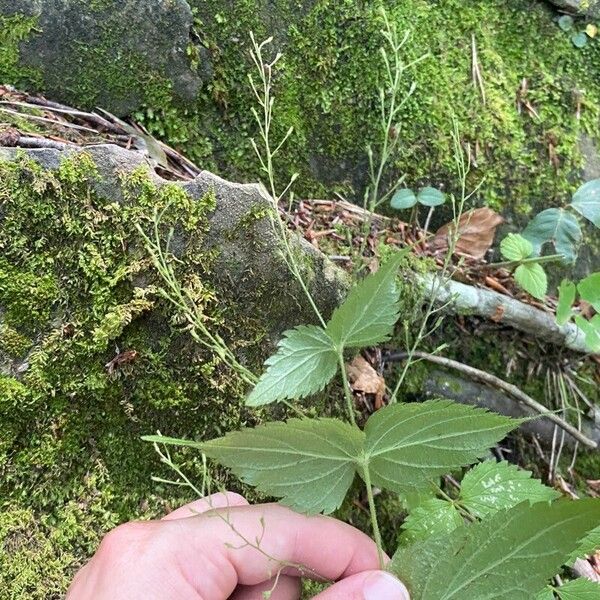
<box><xmin>0</xmin><ymin>0</ymin><xmax>205</xmax><ymax>116</ymax></box>
<box><xmin>0</xmin><ymin>143</ymin><xmax>349</xmax><ymax>338</ymax></box>
<box><xmin>548</xmin><ymin>0</ymin><xmax>600</xmax><ymax>17</ymax></box>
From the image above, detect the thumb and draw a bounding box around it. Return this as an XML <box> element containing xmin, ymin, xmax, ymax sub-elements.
<box><xmin>312</xmin><ymin>570</ymin><xmax>410</xmax><ymax>600</ymax></box>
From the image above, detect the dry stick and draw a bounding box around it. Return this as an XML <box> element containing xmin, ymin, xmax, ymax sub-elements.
<box><xmin>385</xmin><ymin>350</ymin><xmax>598</xmax><ymax>449</ymax></box>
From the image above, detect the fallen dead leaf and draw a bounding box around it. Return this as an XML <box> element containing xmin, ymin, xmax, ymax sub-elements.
<box><xmin>346</xmin><ymin>355</ymin><xmax>386</xmax><ymax>409</ymax></box>
<box><xmin>430</xmin><ymin>207</ymin><xmax>504</xmax><ymax>260</ymax></box>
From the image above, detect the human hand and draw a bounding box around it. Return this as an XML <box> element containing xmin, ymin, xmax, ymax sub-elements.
<box><xmin>67</xmin><ymin>491</ymin><xmax>410</xmax><ymax>600</ymax></box>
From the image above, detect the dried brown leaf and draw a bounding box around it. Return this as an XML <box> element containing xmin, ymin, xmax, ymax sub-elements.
<box><xmin>346</xmin><ymin>355</ymin><xmax>386</xmax><ymax>409</ymax></box>
<box><xmin>431</xmin><ymin>207</ymin><xmax>504</xmax><ymax>260</ymax></box>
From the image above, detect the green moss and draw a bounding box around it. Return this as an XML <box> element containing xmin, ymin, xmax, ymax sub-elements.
<box><xmin>0</xmin><ymin>14</ymin><xmax>41</xmax><ymax>89</ymax></box>
<box><xmin>0</xmin><ymin>152</ymin><xmax>269</xmax><ymax>598</ymax></box>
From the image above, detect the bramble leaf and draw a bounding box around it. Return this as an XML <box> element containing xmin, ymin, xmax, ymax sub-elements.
<box><xmin>363</xmin><ymin>400</ymin><xmax>518</xmax><ymax>494</ymax></box>
<box><xmin>459</xmin><ymin>460</ymin><xmax>559</xmax><ymax>518</ymax></box>
<box><xmin>575</xmin><ymin>315</ymin><xmax>600</xmax><ymax>353</ymax></box>
<box><xmin>246</xmin><ymin>325</ymin><xmax>337</xmax><ymax>406</ymax></box>
<box><xmin>399</xmin><ymin>498</ymin><xmax>463</xmax><ymax>544</ymax></box>
<box><xmin>391</xmin><ymin>188</ymin><xmax>417</xmax><ymax>209</ymax></box>
<box><xmin>577</xmin><ymin>273</ymin><xmax>600</xmax><ymax>313</ymax></box>
<box><xmin>390</xmin><ymin>499</ymin><xmax>600</xmax><ymax>600</ymax></box>
<box><xmin>326</xmin><ymin>252</ymin><xmax>405</xmax><ymax>349</ymax></box>
<box><xmin>555</xmin><ymin>578</ymin><xmax>600</xmax><ymax>599</ymax></box>
<box><xmin>500</xmin><ymin>233</ymin><xmax>533</xmax><ymax>261</ymax></box>
<box><xmin>569</xmin><ymin>524</ymin><xmax>600</xmax><ymax>563</ymax></box>
<box><xmin>571</xmin><ymin>179</ymin><xmax>600</xmax><ymax>228</ymax></box>
<box><xmin>523</xmin><ymin>208</ymin><xmax>582</xmax><ymax>264</ymax></box>
<box><xmin>202</xmin><ymin>418</ymin><xmax>364</xmax><ymax>514</ymax></box>
<box><xmin>417</xmin><ymin>187</ymin><xmax>446</xmax><ymax>207</ymax></box>
<box><xmin>557</xmin><ymin>279</ymin><xmax>577</xmax><ymax>325</ymax></box>
<box><xmin>514</xmin><ymin>262</ymin><xmax>547</xmax><ymax>300</ymax></box>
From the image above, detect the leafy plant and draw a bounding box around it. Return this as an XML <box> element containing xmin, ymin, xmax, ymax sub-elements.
<box><xmin>498</xmin><ymin>179</ymin><xmax>600</xmax><ymax>300</ymax></box>
<box><xmin>390</xmin><ymin>186</ymin><xmax>446</xmax><ymax>209</ymax></box>
<box><xmin>556</xmin><ymin>14</ymin><xmax>598</xmax><ymax>48</ymax></box>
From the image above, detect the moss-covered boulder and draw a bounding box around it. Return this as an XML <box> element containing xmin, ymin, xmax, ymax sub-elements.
<box><xmin>0</xmin><ymin>143</ymin><xmax>347</xmax><ymax>598</ymax></box>
<box><xmin>0</xmin><ymin>0</ymin><xmax>205</xmax><ymax>116</ymax></box>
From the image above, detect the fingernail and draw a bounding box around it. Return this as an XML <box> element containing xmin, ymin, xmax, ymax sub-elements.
<box><xmin>363</xmin><ymin>571</ymin><xmax>410</xmax><ymax>600</ymax></box>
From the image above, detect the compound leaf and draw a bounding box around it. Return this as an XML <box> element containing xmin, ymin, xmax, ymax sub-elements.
<box><xmin>391</xmin><ymin>188</ymin><xmax>418</xmax><ymax>209</ymax></box>
<box><xmin>500</xmin><ymin>233</ymin><xmax>533</xmax><ymax>261</ymax></box>
<box><xmin>202</xmin><ymin>418</ymin><xmax>364</xmax><ymax>514</ymax></box>
<box><xmin>577</xmin><ymin>273</ymin><xmax>600</xmax><ymax>313</ymax></box>
<box><xmin>557</xmin><ymin>279</ymin><xmax>577</xmax><ymax>325</ymax></box>
<box><xmin>399</xmin><ymin>498</ymin><xmax>463</xmax><ymax>544</ymax></box>
<box><xmin>571</xmin><ymin>179</ymin><xmax>600</xmax><ymax>228</ymax></box>
<box><xmin>515</xmin><ymin>262</ymin><xmax>548</xmax><ymax>300</ymax></box>
<box><xmin>460</xmin><ymin>460</ymin><xmax>559</xmax><ymax>518</ymax></box>
<box><xmin>523</xmin><ymin>208</ymin><xmax>582</xmax><ymax>264</ymax></box>
<box><xmin>417</xmin><ymin>187</ymin><xmax>446</xmax><ymax>207</ymax></box>
<box><xmin>390</xmin><ymin>499</ymin><xmax>600</xmax><ymax>600</ymax></box>
<box><xmin>555</xmin><ymin>578</ymin><xmax>600</xmax><ymax>599</ymax></box>
<box><xmin>363</xmin><ymin>400</ymin><xmax>518</xmax><ymax>494</ymax></box>
<box><xmin>246</xmin><ymin>325</ymin><xmax>337</xmax><ymax>406</ymax></box>
<box><xmin>326</xmin><ymin>252</ymin><xmax>405</xmax><ymax>349</ymax></box>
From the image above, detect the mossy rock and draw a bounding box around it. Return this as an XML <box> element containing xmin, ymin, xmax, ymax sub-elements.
<box><xmin>0</xmin><ymin>0</ymin><xmax>206</xmax><ymax>116</ymax></box>
<box><xmin>549</xmin><ymin>0</ymin><xmax>600</xmax><ymax>17</ymax></box>
<box><xmin>0</xmin><ymin>143</ymin><xmax>348</xmax><ymax>598</ymax></box>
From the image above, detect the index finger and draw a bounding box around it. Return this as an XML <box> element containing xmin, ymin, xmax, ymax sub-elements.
<box><xmin>167</xmin><ymin>503</ymin><xmax>383</xmax><ymax>598</ymax></box>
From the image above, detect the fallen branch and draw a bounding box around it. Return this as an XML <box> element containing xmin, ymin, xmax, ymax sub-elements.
<box><xmin>385</xmin><ymin>350</ymin><xmax>598</xmax><ymax>449</ymax></box>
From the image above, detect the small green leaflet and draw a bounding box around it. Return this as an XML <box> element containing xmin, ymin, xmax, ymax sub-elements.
<box><xmin>246</xmin><ymin>325</ymin><xmax>337</xmax><ymax>406</ymax></box>
<box><xmin>557</xmin><ymin>279</ymin><xmax>577</xmax><ymax>326</ymax></box>
<box><xmin>558</xmin><ymin>15</ymin><xmax>574</xmax><ymax>31</ymax></box>
<box><xmin>399</xmin><ymin>498</ymin><xmax>463</xmax><ymax>544</ymax></box>
<box><xmin>571</xmin><ymin>179</ymin><xmax>600</xmax><ymax>228</ymax></box>
<box><xmin>202</xmin><ymin>418</ymin><xmax>364</xmax><ymax>514</ymax></box>
<box><xmin>363</xmin><ymin>400</ymin><xmax>518</xmax><ymax>494</ymax></box>
<box><xmin>459</xmin><ymin>460</ymin><xmax>559</xmax><ymax>518</ymax></box>
<box><xmin>390</xmin><ymin>499</ymin><xmax>600</xmax><ymax>600</ymax></box>
<box><xmin>555</xmin><ymin>578</ymin><xmax>600</xmax><ymax>599</ymax></box>
<box><xmin>391</xmin><ymin>188</ymin><xmax>417</xmax><ymax>209</ymax></box>
<box><xmin>500</xmin><ymin>233</ymin><xmax>533</xmax><ymax>261</ymax></box>
<box><xmin>515</xmin><ymin>262</ymin><xmax>547</xmax><ymax>300</ymax></box>
<box><xmin>522</xmin><ymin>208</ymin><xmax>582</xmax><ymax>264</ymax></box>
<box><xmin>417</xmin><ymin>187</ymin><xmax>446</xmax><ymax>207</ymax></box>
<box><xmin>575</xmin><ymin>315</ymin><xmax>600</xmax><ymax>353</ymax></box>
<box><xmin>534</xmin><ymin>589</ymin><xmax>555</xmax><ymax>600</ymax></box>
<box><xmin>569</xmin><ymin>524</ymin><xmax>600</xmax><ymax>563</ymax></box>
<box><xmin>326</xmin><ymin>251</ymin><xmax>405</xmax><ymax>348</ymax></box>
<box><xmin>572</xmin><ymin>32</ymin><xmax>588</xmax><ymax>48</ymax></box>
<box><xmin>578</xmin><ymin>273</ymin><xmax>600</xmax><ymax>313</ymax></box>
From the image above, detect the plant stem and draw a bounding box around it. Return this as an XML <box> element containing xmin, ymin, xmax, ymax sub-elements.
<box><xmin>338</xmin><ymin>351</ymin><xmax>357</xmax><ymax>427</ymax></box>
<box><xmin>487</xmin><ymin>254</ymin><xmax>564</xmax><ymax>269</ymax></box>
<box><xmin>362</xmin><ymin>464</ymin><xmax>385</xmax><ymax>569</ymax></box>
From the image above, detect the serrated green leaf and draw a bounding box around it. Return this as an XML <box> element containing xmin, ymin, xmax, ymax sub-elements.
<box><xmin>391</xmin><ymin>188</ymin><xmax>417</xmax><ymax>209</ymax></box>
<box><xmin>578</xmin><ymin>273</ymin><xmax>600</xmax><ymax>313</ymax></box>
<box><xmin>326</xmin><ymin>252</ymin><xmax>405</xmax><ymax>349</ymax></box>
<box><xmin>515</xmin><ymin>262</ymin><xmax>548</xmax><ymax>300</ymax></box>
<box><xmin>557</xmin><ymin>279</ymin><xmax>577</xmax><ymax>326</ymax></box>
<box><xmin>363</xmin><ymin>400</ymin><xmax>519</xmax><ymax>494</ymax></box>
<box><xmin>535</xmin><ymin>588</ymin><xmax>556</xmax><ymax>600</ymax></box>
<box><xmin>571</xmin><ymin>179</ymin><xmax>600</xmax><ymax>228</ymax></box>
<box><xmin>390</xmin><ymin>499</ymin><xmax>600</xmax><ymax>600</ymax></box>
<box><xmin>523</xmin><ymin>208</ymin><xmax>582</xmax><ymax>264</ymax></box>
<box><xmin>460</xmin><ymin>460</ymin><xmax>559</xmax><ymax>518</ymax></box>
<box><xmin>417</xmin><ymin>187</ymin><xmax>446</xmax><ymax>207</ymax></box>
<box><xmin>202</xmin><ymin>418</ymin><xmax>364</xmax><ymax>514</ymax></box>
<box><xmin>569</xmin><ymin>524</ymin><xmax>600</xmax><ymax>563</ymax></box>
<box><xmin>556</xmin><ymin>578</ymin><xmax>600</xmax><ymax>599</ymax></box>
<box><xmin>558</xmin><ymin>15</ymin><xmax>574</xmax><ymax>31</ymax></box>
<box><xmin>399</xmin><ymin>498</ymin><xmax>463</xmax><ymax>544</ymax></box>
<box><xmin>575</xmin><ymin>315</ymin><xmax>600</xmax><ymax>353</ymax></box>
<box><xmin>246</xmin><ymin>325</ymin><xmax>337</xmax><ymax>406</ymax></box>
<box><xmin>500</xmin><ymin>233</ymin><xmax>533</xmax><ymax>261</ymax></box>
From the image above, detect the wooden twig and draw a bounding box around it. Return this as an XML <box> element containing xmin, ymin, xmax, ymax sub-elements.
<box><xmin>385</xmin><ymin>350</ymin><xmax>598</xmax><ymax>449</ymax></box>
